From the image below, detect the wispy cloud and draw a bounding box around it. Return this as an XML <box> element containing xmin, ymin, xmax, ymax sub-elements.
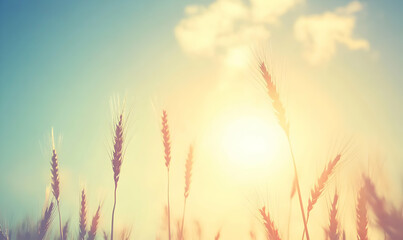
<box><xmin>175</xmin><ymin>0</ymin><xmax>302</xmax><ymax>64</ymax></box>
<box><xmin>294</xmin><ymin>1</ymin><xmax>370</xmax><ymax>65</ymax></box>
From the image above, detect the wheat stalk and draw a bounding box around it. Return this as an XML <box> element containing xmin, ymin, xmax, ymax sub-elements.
<box><xmin>50</xmin><ymin>129</ymin><xmax>63</xmax><ymax>240</ymax></box>
<box><xmin>195</xmin><ymin>220</ymin><xmax>202</xmax><ymax>240</ymax></box>
<box><xmin>259</xmin><ymin>61</ymin><xmax>289</xmax><ymax>135</ymax></box>
<box><xmin>307</xmin><ymin>154</ymin><xmax>341</xmax><ymax>219</ymax></box>
<box><xmin>161</xmin><ymin>110</ymin><xmax>172</xmax><ymax>240</ymax></box>
<box><xmin>176</xmin><ymin>220</ymin><xmax>181</xmax><ymax>240</ymax></box>
<box><xmin>62</xmin><ymin>220</ymin><xmax>69</xmax><ymax>240</ymax></box>
<box><xmin>302</xmin><ymin>154</ymin><xmax>341</xmax><ymax>240</ymax></box>
<box><xmin>259</xmin><ymin>206</ymin><xmax>282</xmax><ymax>240</ymax></box>
<box><xmin>328</xmin><ymin>192</ymin><xmax>340</xmax><ymax>240</ymax></box>
<box><xmin>364</xmin><ymin>176</ymin><xmax>403</xmax><ymax>239</ymax></box>
<box><xmin>38</xmin><ymin>201</ymin><xmax>55</xmax><ymax>240</ymax></box>
<box><xmin>184</xmin><ymin>145</ymin><xmax>193</xmax><ymax>199</ymax></box>
<box><xmin>288</xmin><ymin>177</ymin><xmax>296</xmax><ymax>240</ymax></box>
<box><xmin>356</xmin><ymin>185</ymin><xmax>368</xmax><ymax>240</ymax></box>
<box><xmin>111</xmin><ymin>113</ymin><xmax>124</xmax><ymax>240</ymax></box>
<box><xmin>50</xmin><ymin>149</ymin><xmax>60</xmax><ymax>203</ymax></box>
<box><xmin>249</xmin><ymin>229</ymin><xmax>256</xmax><ymax>240</ymax></box>
<box><xmin>79</xmin><ymin>189</ymin><xmax>87</xmax><ymax>240</ymax></box>
<box><xmin>259</xmin><ymin>61</ymin><xmax>310</xmax><ymax>240</ymax></box>
<box><xmin>162</xmin><ymin>110</ymin><xmax>172</xmax><ymax>169</ymax></box>
<box><xmin>88</xmin><ymin>205</ymin><xmax>101</xmax><ymax>240</ymax></box>
<box><xmin>214</xmin><ymin>230</ymin><xmax>221</xmax><ymax>240</ymax></box>
<box><xmin>119</xmin><ymin>227</ymin><xmax>132</xmax><ymax>240</ymax></box>
<box><xmin>0</xmin><ymin>225</ymin><xmax>9</xmax><ymax>240</ymax></box>
<box><xmin>290</xmin><ymin>176</ymin><xmax>297</xmax><ymax>199</ymax></box>
<box><xmin>180</xmin><ymin>145</ymin><xmax>194</xmax><ymax>240</ymax></box>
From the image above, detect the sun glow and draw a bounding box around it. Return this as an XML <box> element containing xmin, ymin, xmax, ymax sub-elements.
<box><xmin>221</xmin><ymin>116</ymin><xmax>279</xmax><ymax>169</ymax></box>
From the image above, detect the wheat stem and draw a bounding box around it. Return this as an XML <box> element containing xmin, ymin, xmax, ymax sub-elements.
<box><xmin>287</xmin><ymin>138</ymin><xmax>310</xmax><ymax>240</ymax></box>
<box><xmin>167</xmin><ymin>169</ymin><xmax>171</xmax><ymax>240</ymax></box>
<box><xmin>180</xmin><ymin>198</ymin><xmax>187</xmax><ymax>240</ymax></box>
<box><xmin>57</xmin><ymin>201</ymin><xmax>63</xmax><ymax>240</ymax></box>
<box><xmin>111</xmin><ymin>184</ymin><xmax>117</xmax><ymax>240</ymax></box>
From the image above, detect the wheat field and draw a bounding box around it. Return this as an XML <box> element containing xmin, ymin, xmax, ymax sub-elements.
<box><xmin>0</xmin><ymin>1</ymin><xmax>402</xmax><ymax>240</ymax></box>
<box><xmin>0</xmin><ymin>60</ymin><xmax>402</xmax><ymax>240</ymax></box>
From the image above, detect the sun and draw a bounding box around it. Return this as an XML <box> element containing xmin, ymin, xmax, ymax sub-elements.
<box><xmin>221</xmin><ymin>115</ymin><xmax>279</xmax><ymax>169</ymax></box>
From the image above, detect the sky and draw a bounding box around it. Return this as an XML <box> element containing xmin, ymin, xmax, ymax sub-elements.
<box><xmin>0</xmin><ymin>0</ymin><xmax>402</xmax><ymax>239</ymax></box>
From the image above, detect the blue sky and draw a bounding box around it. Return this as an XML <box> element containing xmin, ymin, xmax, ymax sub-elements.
<box><xmin>0</xmin><ymin>0</ymin><xmax>402</xmax><ymax>239</ymax></box>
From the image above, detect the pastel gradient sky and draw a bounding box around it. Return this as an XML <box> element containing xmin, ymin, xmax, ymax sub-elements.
<box><xmin>0</xmin><ymin>0</ymin><xmax>402</xmax><ymax>239</ymax></box>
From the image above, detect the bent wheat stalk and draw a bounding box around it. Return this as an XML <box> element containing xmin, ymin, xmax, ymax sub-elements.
<box><xmin>302</xmin><ymin>154</ymin><xmax>341</xmax><ymax>239</ymax></box>
<box><xmin>307</xmin><ymin>154</ymin><xmax>341</xmax><ymax>219</ymax></box>
<box><xmin>259</xmin><ymin>61</ymin><xmax>310</xmax><ymax>240</ymax></box>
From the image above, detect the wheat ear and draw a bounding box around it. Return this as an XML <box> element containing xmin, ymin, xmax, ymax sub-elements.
<box><xmin>259</xmin><ymin>61</ymin><xmax>289</xmax><ymax>134</ymax></box>
<box><xmin>328</xmin><ymin>192</ymin><xmax>340</xmax><ymax>240</ymax></box>
<box><xmin>0</xmin><ymin>225</ymin><xmax>9</xmax><ymax>240</ymax></box>
<box><xmin>50</xmin><ymin>129</ymin><xmax>63</xmax><ymax>240</ymax></box>
<box><xmin>260</xmin><ymin>206</ymin><xmax>282</xmax><ymax>240</ymax></box>
<box><xmin>119</xmin><ymin>227</ymin><xmax>132</xmax><ymax>240</ymax></box>
<box><xmin>249</xmin><ymin>229</ymin><xmax>256</xmax><ymax>240</ymax></box>
<box><xmin>161</xmin><ymin>110</ymin><xmax>172</xmax><ymax>240</ymax></box>
<box><xmin>79</xmin><ymin>189</ymin><xmax>87</xmax><ymax>240</ymax></box>
<box><xmin>38</xmin><ymin>201</ymin><xmax>55</xmax><ymax>240</ymax></box>
<box><xmin>214</xmin><ymin>230</ymin><xmax>221</xmax><ymax>240</ymax></box>
<box><xmin>302</xmin><ymin>154</ymin><xmax>341</xmax><ymax>240</ymax></box>
<box><xmin>356</xmin><ymin>185</ymin><xmax>368</xmax><ymax>240</ymax></box>
<box><xmin>62</xmin><ymin>220</ymin><xmax>69</xmax><ymax>240</ymax></box>
<box><xmin>259</xmin><ymin>61</ymin><xmax>310</xmax><ymax>240</ymax></box>
<box><xmin>307</xmin><ymin>154</ymin><xmax>341</xmax><ymax>220</ymax></box>
<box><xmin>180</xmin><ymin>145</ymin><xmax>194</xmax><ymax>240</ymax></box>
<box><xmin>111</xmin><ymin>113</ymin><xmax>124</xmax><ymax>240</ymax></box>
<box><xmin>88</xmin><ymin>205</ymin><xmax>101</xmax><ymax>240</ymax></box>
<box><xmin>364</xmin><ymin>176</ymin><xmax>403</xmax><ymax>239</ymax></box>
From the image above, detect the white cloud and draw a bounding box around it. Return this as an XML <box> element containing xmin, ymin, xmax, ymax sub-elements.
<box><xmin>294</xmin><ymin>1</ymin><xmax>369</xmax><ymax>65</ymax></box>
<box><xmin>336</xmin><ymin>1</ymin><xmax>362</xmax><ymax>14</ymax></box>
<box><xmin>250</xmin><ymin>0</ymin><xmax>303</xmax><ymax>23</ymax></box>
<box><xmin>175</xmin><ymin>0</ymin><xmax>301</xmax><ymax>62</ymax></box>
